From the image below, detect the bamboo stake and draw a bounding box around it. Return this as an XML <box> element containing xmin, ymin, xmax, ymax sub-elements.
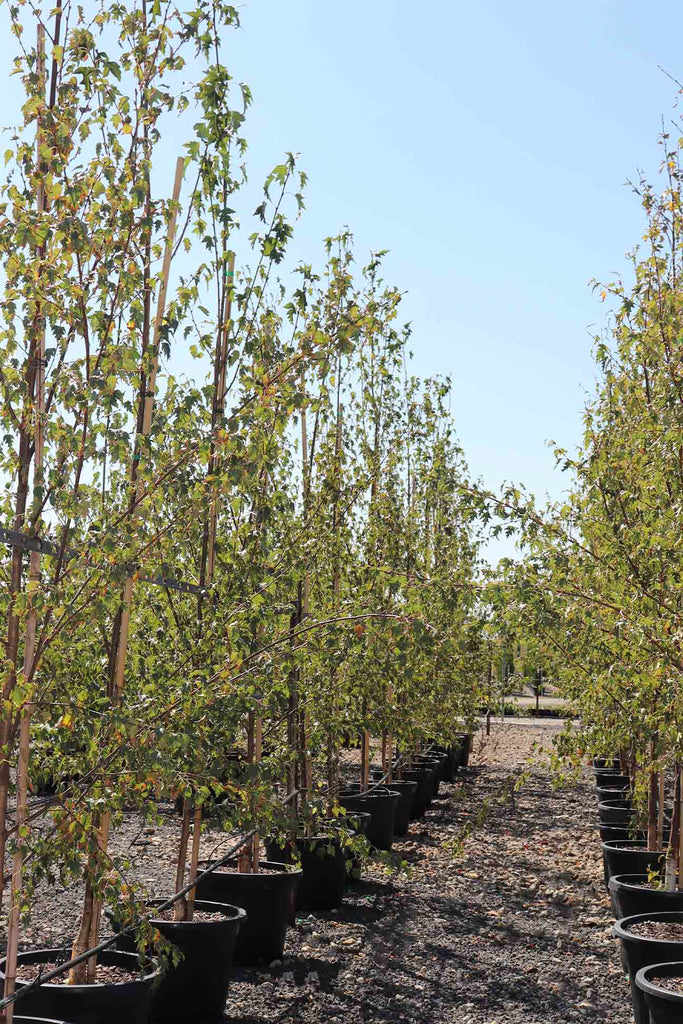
<box><xmin>174</xmin><ymin>798</ymin><xmax>192</xmax><ymax>921</ymax></box>
<box><xmin>328</xmin><ymin>400</ymin><xmax>343</xmax><ymax>801</ymax></box>
<box><xmin>666</xmin><ymin>765</ymin><xmax>681</xmax><ymax>890</ymax></box>
<box><xmin>657</xmin><ymin>770</ymin><xmax>666</xmax><ymax>849</ymax></box>
<box><xmin>185</xmin><ymin>806</ymin><xmax>202</xmax><ymax>919</ymax></box>
<box><xmin>648</xmin><ymin>737</ymin><xmax>659</xmax><ymax>852</ymax></box>
<box><xmin>298</xmin><ymin>397</ymin><xmax>312</xmax><ymax>799</ymax></box>
<box><xmin>3</xmin><ymin>25</ymin><xmax>46</xmax><ymax>1018</ymax></box>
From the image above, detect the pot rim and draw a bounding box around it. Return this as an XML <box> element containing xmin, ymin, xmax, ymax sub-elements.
<box><xmin>608</xmin><ymin>873</ymin><xmax>683</xmax><ymax>893</ymax></box>
<box><xmin>145</xmin><ymin>898</ymin><xmax>246</xmax><ymax>927</ymax></box>
<box><xmin>636</xmin><ymin>961</ymin><xmax>683</xmax><ymax>1002</ymax></box>
<box><xmin>195</xmin><ymin>859</ymin><xmax>302</xmax><ymax>877</ymax></box>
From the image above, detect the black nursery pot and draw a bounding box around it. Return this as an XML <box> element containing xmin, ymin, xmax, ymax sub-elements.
<box><xmin>597</xmin><ymin>784</ymin><xmax>631</xmax><ymax>805</ymax></box>
<box><xmin>594</xmin><ymin>769</ymin><xmax>630</xmax><ymax>789</ymax></box>
<box><xmin>368</xmin><ymin>773</ymin><xmax>418</xmax><ymax>835</ymax></box>
<box><xmin>429</xmin><ymin>744</ymin><xmax>458</xmax><ymax>782</ymax></box>
<box><xmin>602</xmin><ymin>840</ymin><xmax>664</xmax><ymax>890</ymax></box>
<box><xmin>610</xmin><ymin>875</ymin><xmax>683</xmax><ymax>920</ymax></box>
<box><xmin>415</xmin><ymin>755</ymin><xmax>445</xmax><ymax>797</ymax></box>
<box><xmin>338</xmin><ymin>788</ymin><xmax>400</xmax><ymax>851</ymax></box>
<box><xmin>412</xmin><ymin>758</ymin><xmax>440</xmax><ymax>802</ymax></box>
<box><xmin>594</xmin><ymin>756</ymin><xmax>621</xmax><ymax>769</ymax></box>
<box><xmin>264</xmin><ymin>835</ymin><xmax>347</xmax><ymax>910</ymax></box>
<box><xmin>614</xmin><ymin>912</ymin><xmax>683</xmax><ymax>1024</ymax></box>
<box><xmin>599</xmin><ymin>824</ymin><xmax>645</xmax><ymax>846</ymax></box>
<box><xmin>194</xmin><ymin>861</ymin><xmax>300</xmax><ymax>964</ymax></box>
<box><xmin>344</xmin><ymin>810</ymin><xmax>372</xmax><ymax>880</ymax></box>
<box><xmin>146</xmin><ymin>899</ymin><xmax>245</xmax><ymax>1023</ymax></box>
<box><xmin>598</xmin><ymin>799</ymin><xmax>633</xmax><ymax>825</ymax></box>
<box><xmin>399</xmin><ymin>767</ymin><xmax>431</xmax><ymax>818</ymax></box>
<box><xmin>0</xmin><ymin>948</ymin><xmax>158</xmax><ymax>1024</ymax></box>
<box><xmin>636</xmin><ymin>961</ymin><xmax>683</xmax><ymax>1024</ymax></box>
<box><xmin>454</xmin><ymin>734</ymin><xmax>473</xmax><ymax>768</ymax></box>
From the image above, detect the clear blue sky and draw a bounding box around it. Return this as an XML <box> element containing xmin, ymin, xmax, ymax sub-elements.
<box><xmin>3</xmin><ymin>1</ymin><xmax>682</xmax><ymax>560</ymax></box>
<box><xmin>221</xmin><ymin>0</ymin><xmax>681</xmax><ymax>558</ymax></box>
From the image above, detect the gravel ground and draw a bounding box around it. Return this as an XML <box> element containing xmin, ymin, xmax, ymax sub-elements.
<box><xmin>6</xmin><ymin>721</ymin><xmax>633</xmax><ymax>1023</ymax></box>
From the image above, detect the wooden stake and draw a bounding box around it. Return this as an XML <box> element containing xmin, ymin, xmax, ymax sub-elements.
<box><xmin>666</xmin><ymin>765</ymin><xmax>681</xmax><ymax>891</ymax></box>
<box><xmin>174</xmin><ymin>798</ymin><xmax>192</xmax><ymax>921</ymax></box>
<box><xmin>185</xmin><ymin>806</ymin><xmax>202</xmax><ymax>920</ymax></box>
<box><xmin>361</xmin><ymin>728</ymin><xmax>371</xmax><ymax>791</ymax></box>
<box><xmin>657</xmin><ymin>770</ymin><xmax>666</xmax><ymax>849</ymax></box>
<box><xmin>648</xmin><ymin>737</ymin><xmax>659</xmax><ymax>851</ymax></box>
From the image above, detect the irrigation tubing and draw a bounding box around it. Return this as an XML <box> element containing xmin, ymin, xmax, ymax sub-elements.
<box><xmin>0</xmin><ymin>789</ymin><xmax>302</xmax><ymax>1013</ymax></box>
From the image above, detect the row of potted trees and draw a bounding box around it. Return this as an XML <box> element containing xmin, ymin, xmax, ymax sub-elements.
<box><xmin>595</xmin><ymin>758</ymin><xmax>683</xmax><ymax>1024</ymax></box>
<box><xmin>0</xmin><ymin>4</ymin><xmax>489</xmax><ymax>1023</ymax></box>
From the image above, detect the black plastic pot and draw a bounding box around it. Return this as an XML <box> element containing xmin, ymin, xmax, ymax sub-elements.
<box><xmin>412</xmin><ymin>758</ymin><xmax>440</xmax><ymax>802</ymax></box>
<box><xmin>193</xmin><ymin>861</ymin><xmax>300</xmax><ymax>964</ymax></box>
<box><xmin>594</xmin><ymin>769</ymin><xmax>630</xmax><ymax>789</ymax></box>
<box><xmin>399</xmin><ymin>767</ymin><xmax>431</xmax><ymax>818</ymax></box>
<box><xmin>599</xmin><ymin>824</ymin><xmax>645</xmax><ymax>846</ymax></box>
<box><xmin>420</xmin><ymin>755</ymin><xmax>445</xmax><ymax>796</ymax></box>
<box><xmin>610</xmin><ymin>875</ymin><xmax>683</xmax><ymax>920</ymax></box>
<box><xmin>429</xmin><ymin>744</ymin><xmax>458</xmax><ymax>782</ymax></box>
<box><xmin>454</xmin><ymin>734</ymin><xmax>473</xmax><ymax>768</ymax></box>
<box><xmin>106</xmin><ymin>899</ymin><xmax>245</xmax><ymax>1021</ymax></box>
<box><xmin>264</xmin><ymin>835</ymin><xmax>347</xmax><ymax>910</ymax></box>
<box><xmin>344</xmin><ymin>810</ymin><xmax>371</xmax><ymax>880</ymax></box>
<box><xmin>338</xmin><ymin>788</ymin><xmax>400</xmax><ymax>851</ymax></box>
<box><xmin>602</xmin><ymin>840</ymin><xmax>665</xmax><ymax>890</ymax></box>
<box><xmin>597</xmin><ymin>784</ymin><xmax>631</xmax><ymax>805</ymax></box>
<box><xmin>0</xmin><ymin>948</ymin><xmax>158</xmax><ymax>1024</ymax></box>
<box><xmin>148</xmin><ymin>899</ymin><xmax>245</xmax><ymax>1022</ymax></box>
<box><xmin>368</xmin><ymin>774</ymin><xmax>418</xmax><ymax>835</ymax></box>
<box><xmin>598</xmin><ymin>799</ymin><xmax>633</xmax><ymax>825</ymax></box>
<box><xmin>614</xmin><ymin>912</ymin><xmax>683</xmax><ymax>1024</ymax></box>
<box><xmin>636</xmin><ymin>961</ymin><xmax>683</xmax><ymax>1023</ymax></box>
<box><xmin>594</xmin><ymin>756</ymin><xmax>621</xmax><ymax>769</ymax></box>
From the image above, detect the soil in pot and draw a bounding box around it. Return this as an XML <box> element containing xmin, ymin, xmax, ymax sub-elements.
<box><xmin>193</xmin><ymin>860</ymin><xmax>300</xmax><ymax>964</ymax></box>
<box><xmin>106</xmin><ymin>898</ymin><xmax>245</xmax><ymax>1023</ymax></box>
<box><xmin>264</xmin><ymin>835</ymin><xmax>347</xmax><ymax>911</ymax></box>
<box><xmin>0</xmin><ymin>948</ymin><xmax>158</xmax><ymax>1024</ymax></box>
<box><xmin>636</xmin><ymin>961</ymin><xmax>683</xmax><ymax>1024</ymax></box>
<box><xmin>613</xmin><ymin>911</ymin><xmax>683</xmax><ymax>1024</ymax></box>
<box><xmin>609</xmin><ymin>875</ymin><xmax>683</xmax><ymax>920</ymax></box>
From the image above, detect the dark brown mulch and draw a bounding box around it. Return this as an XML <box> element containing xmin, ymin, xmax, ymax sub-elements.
<box><xmin>14</xmin><ymin>962</ymin><xmax>141</xmax><ymax>985</ymax></box>
<box><xmin>648</xmin><ymin>974</ymin><xmax>683</xmax><ymax>995</ymax></box>
<box><xmin>627</xmin><ymin>920</ymin><xmax>683</xmax><ymax>941</ymax></box>
<box><xmin>150</xmin><ymin>907</ymin><xmax>232</xmax><ymax>922</ymax></box>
